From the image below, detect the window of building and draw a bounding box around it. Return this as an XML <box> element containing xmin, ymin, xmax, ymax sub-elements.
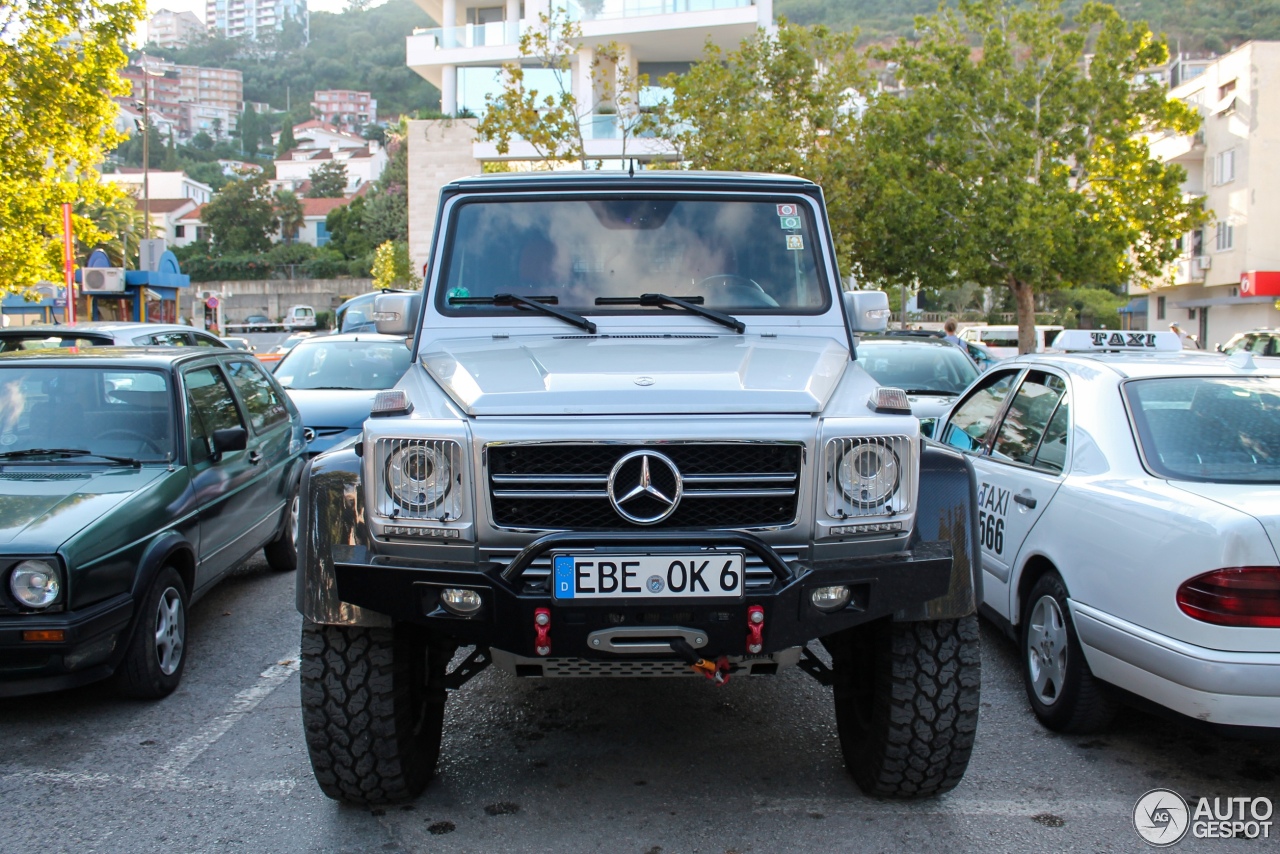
<box><xmin>1216</xmin><ymin>221</ymin><xmax>1234</xmax><ymax>251</ymax></box>
<box><xmin>1218</xmin><ymin>79</ymin><xmax>1237</xmax><ymax>100</ymax></box>
<box><xmin>1157</xmin><ymin>296</ymin><xmax>1166</xmax><ymax>320</ymax></box>
<box><xmin>175</xmin><ymin>225</ymin><xmax>185</xmax><ymax>238</ymax></box>
<box><xmin>316</xmin><ymin>221</ymin><xmax>330</xmax><ymax>247</ymax></box>
<box><xmin>1214</xmin><ymin>149</ymin><xmax>1236</xmax><ymax>185</ymax></box>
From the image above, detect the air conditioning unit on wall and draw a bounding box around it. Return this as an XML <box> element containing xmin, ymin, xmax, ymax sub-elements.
<box><xmin>1195</xmin><ymin>255</ymin><xmax>1212</xmax><ymax>271</ymax></box>
<box><xmin>82</xmin><ymin>267</ymin><xmax>125</xmax><ymax>293</ymax></box>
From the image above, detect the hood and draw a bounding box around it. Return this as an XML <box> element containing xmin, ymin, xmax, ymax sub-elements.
<box><xmin>421</xmin><ymin>335</ymin><xmax>850</xmax><ymax>416</ymax></box>
<box><xmin>0</xmin><ymin>467</ymin><xmax>168</xmax><ymax>550</ymax></box>
<box><xmin>286</xmin><ymin>389</ymin><xmax>378</xmax><ymax>457</ymax></box>
<box><xmin>1170</xmin><ymin>482</ymin><xmax>1280</xmax><ymax>561</ymax></box>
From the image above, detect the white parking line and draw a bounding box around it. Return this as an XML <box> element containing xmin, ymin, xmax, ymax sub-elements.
<box><xmin>138</xmin><ymin>650</ymin><xmax>301</xmax><ymax>788</ymax></box>
<box><xmin>0</xmin><ymin>651</ymin><xmax>302</xmax><ymax>798</ymax></box>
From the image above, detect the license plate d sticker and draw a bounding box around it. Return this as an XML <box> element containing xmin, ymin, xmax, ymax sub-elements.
<box><xmin>552</xmin><ymin>554</ymin><xmax>744</xmax><ymax>600</ymax></box>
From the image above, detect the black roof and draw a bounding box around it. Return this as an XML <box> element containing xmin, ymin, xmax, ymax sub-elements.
<box><xmin>0</xmin><ymin>346</ymin><xmax>240</xmax><ymax>368</ymax></box>
<box><xmin>445</xmin><ymin>170</ymin><xmax>818</xmax><ymax>194</ymax></box>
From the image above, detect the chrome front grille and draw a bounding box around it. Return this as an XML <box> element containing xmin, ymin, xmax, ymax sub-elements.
<box><xmin>487</xmin><ymin>442</ymin><xmax>803</xmax><ymax>530</ymax></box>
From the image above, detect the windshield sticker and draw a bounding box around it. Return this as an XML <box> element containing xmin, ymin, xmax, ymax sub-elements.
<box><xmin>777</xmin><ymin>203</ymin><xmax>799</xmax><ymax>217</ymax></box>
<box><xmin>786</xmin><ymin>235</ymin><xmax>804</xmax><ymax>251</ymax></box>
<box><xmin>779</xmin><ymin>215</ymin><xmax>802</xmax><ymax>230</ymax></box>
<box><xmin>446</xmin><ymin>286</ymin><xmax>471</xmax><ymax>301</ymax></box>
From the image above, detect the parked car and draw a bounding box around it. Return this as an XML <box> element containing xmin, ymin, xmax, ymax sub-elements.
<box><xmin>335</xmin><ymin>289</ymin><xmax>410</xmax><ymax>333</ymax></box>
<box><xmin>937</xmin><ymin>330</ymin><xmax>1280</xmax><ymax>733</ymax></box>
<box><xmin>284</xmin><ymin>305</ymin><xmax>317</xmax><ymax>332</ymax></box>
<box><xmin>0</xmin><ymin>322</ymin><xmax>228</xmax><ymax>351</ymax></box>
<box><xmin>963</xmin><ymin>340</ymin><xmax>1000</xmax><ymax>372</ymax></box>
<box><xmin>241</xmin><ymin>315</ymin><xmax>273</xmax><ymax>333</ymax></box>
<box><xmin>223</xmin><ymin>336</ymin><xmax>255</xmax><ymax>352</ymax></box>
<box><xmin>854</xmin><ymin>335</ymin><xmax>979</xmax><ymax>437</ymax></box>
<box><xmin>272</xmin><ymin>332</ymin><xmax>414</xmax><ymax>456</ymax></box>
<box><xmin>1219</xmin><ymin>329</ymin><xmax>1280</xmax><ymax>357</ymax></box>
<box><xmin>257</xmin><ymin>333</ymin><xmax>313</xmax><ymax>369</ymax></box>
<box><xmin>959</xmin><ymin>324</ymin><xmax>1065</xmax><ymax>359</ymax></box>
<box><xmin>0</xmin><ymin>348</ymin><xmax>307</xmax><ymax>698</ymax></box>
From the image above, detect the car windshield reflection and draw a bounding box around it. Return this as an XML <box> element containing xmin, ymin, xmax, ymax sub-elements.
<box><xmin>0</xmin><ymin>366</ymin><xmax>176</xmax><ymax>461</ymax></box>
<box><xmin>855</xmin><ymin>341</ymin><xmax>979</xmax><ymax>395</ymax></box>
<box><xmin>274</xmin><ymin>340</ymin><xmax>412</xmax><ymax>391</ymax></box>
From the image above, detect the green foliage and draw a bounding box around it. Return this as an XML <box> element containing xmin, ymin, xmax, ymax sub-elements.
<box><xmin>650</xmin><ymin>22</ymin><xmax>867</xmax><ymax>263</ymax></box>
<box><xmin>846</xmin><ymin>0</ymin><xmax>1206</xmax><ymax>352</ymax></box>
<box><xmin>306</xmin><ymin>161</ymin><xmax>348</xmax><ymax>198</ymax></box>
<box><xmin>0</xmin><ymin>0</ymin><xmax>145</xmax><ymax>297</ymax></box>
<box><xmin>776</xmin><ymin>0</ymin><xmax>1280</xmax><ymax>50</ymax></box>
<box><xmin>142</xmin><ymin>0</ymin><xmax>440</xmax><ymax>117</ymax></box>
<box><xmin>274</xmin><ymin>189</ymin><xmax>305</xmax><ymax>243</ymax></box>
<box><xmin>371</xmin><ymin>240</ymin><xmax>419</xmax><ymax>289</ymax></box>
<box><xmin>276</xmin><ymin>122</ymin><xmax>297</xmax><ymax>157</ymax></box>
<box><xmin>478</xmin><ymin>7</ymin><xmax>653</xmax><ymax>164</ymax></box>
<box><xmin>1048</xmin><ymin>286</ymin><xmax>1130</xmax><ymax>330</ymax></box>
<box><xmin>202</xmin><ymin>171</ymin><xmax>278</xmax><ymax>254</ymax></box>
<box><xmin>325</xmin><ymin>196</ymin><xmax>374</xmax><ymax>259</ymax></box>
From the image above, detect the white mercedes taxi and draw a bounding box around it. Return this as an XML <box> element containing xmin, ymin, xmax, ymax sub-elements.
<box><xmin>937</xmin><ymin>330</ymin><xmax>1280</xmax><ymax>734</ymax></box>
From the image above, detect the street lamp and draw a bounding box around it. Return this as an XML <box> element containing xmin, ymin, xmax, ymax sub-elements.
<box><xmin>136</xmin><ymin>55</ymin><xmax>165</xmax><ymax>246</ymax></box>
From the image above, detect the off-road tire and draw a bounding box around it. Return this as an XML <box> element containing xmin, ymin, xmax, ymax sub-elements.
<box><xmin>826</xmin><ymin>615</ymin><xmax>981</xmax><ymax>798</ymax></box>
<box><xmin>263</xmin><ymin>484</ymin><xmax>300</xmax><ymax>572</ymax></box>
<box><xmin>115</xmin><ymin>567</ymin><xmax>188</xmax><ymax>699</ymax></box>
<box><xmin>1021</xmin><ymin>572</ymin><xmax>1117</xmax><ymax>733</ymax></box>
<box><xmin>300</xmin><ymin>622</ymin><xmax>447</xmax><ymax>805</ymax></box>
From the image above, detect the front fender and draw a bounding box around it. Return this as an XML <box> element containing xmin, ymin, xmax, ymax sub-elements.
<box><xmin>295</xmin><ymin>447</ymin><xmax>390</xmax><ymax>627</ymax></box>
<box><xmin>895</xmin><ymin>441</ymin><xmax>981</xmax><ymax>621</ymax></box>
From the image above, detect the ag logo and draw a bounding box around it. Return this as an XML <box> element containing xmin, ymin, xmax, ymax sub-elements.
<box><xmin>1134</xmin><ymin>788</ymin><xmax>1190</xmax><ymax>847</ymax></box>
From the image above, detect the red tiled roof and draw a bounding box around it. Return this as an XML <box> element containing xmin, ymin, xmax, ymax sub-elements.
<box><xmin>179</xmin><ymin>203</ymin><xmax>206</xmax><ymax>222</ymax></box>
<box><xmin>300</xmin><ymin>197</ymin><xmax>349</xmax><ymax>218</ymax></box>
<box><xmin>136</xmin><ymin>198</ymin><xmax>196</xmax><ymax>214</ymax></box>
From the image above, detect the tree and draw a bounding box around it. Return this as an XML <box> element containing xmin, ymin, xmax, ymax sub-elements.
<box><xmin>201</xmin><ymin>172</ymin><xmax>278</xmax><ymax>253</ymax></box>
<box><xmin>274</xmin><ymin>189</ymin><xmax>305</xmax><ymax>244</ymax></box>
<box><xmin>478</xmin><ymin>6</ymin><xmax>653</xmax><ymax>165</ymax></box>
<box><xmin>371</xmin><ymin>240</ymin><xmax>419</xmax><ymax>289</ymax></box>
<box><xmin>307</xmin><ymin>160</ymin><xmax>349</xmax><ymax>198</ymax></box>
<box><xmin>211</xmin><ymin>117</ymin><xmax>223</xmax><ymax>140</ymax></box>
<box><xmin>325</xmin><ymin>196</ymin><xmax>373</xmax><ymax>259</ymax></box>
<box><xmin>276</xmin><ymin>121</ymin><xmax>298</xmax><ymax>157</ymax></box>
<box><xmin>848</xmin><ymin>0</ymin><xmax>1206</xmax><ymax>352</ymax></box>
<box><xmin>650</xmin><ymin>21</ymin><xmax>867</xmax><ymax>261</ymax></box>
<box><xmin>77</xmin><ymin>191</ymin><xmax>153</xmax><ymax>269</ymax></box>
<box><xmin>240</xmin><ymin>106</ymin><xmax>261</xmax><ymax>157</ymax></box>
<box><xmin>0</xmin><ymin>0</ymin><xmax>144</xmax><ymax>297</ymax></box>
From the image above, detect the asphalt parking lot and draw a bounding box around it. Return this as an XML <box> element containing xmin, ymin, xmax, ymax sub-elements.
<box><xmin>1</xmin><ymin>553</ymin><xmax>1276</xmax><ymax>854</ymax></box>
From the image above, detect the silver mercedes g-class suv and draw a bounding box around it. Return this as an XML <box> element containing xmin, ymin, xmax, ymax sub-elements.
<box><xmin>297</xmin><ymin>171</ymin><xmax>981</xmax><ymax>805</ymax></box>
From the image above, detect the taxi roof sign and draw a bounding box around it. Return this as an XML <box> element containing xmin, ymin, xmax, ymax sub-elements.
<box><xmin>1051</xmin><ymin>330</ymin><xmax>1183</xmax><ymax>352</ymax></box>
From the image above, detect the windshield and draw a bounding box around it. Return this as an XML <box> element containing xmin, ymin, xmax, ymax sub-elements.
<box><xmin>1125</xmin><ymin>376</ymin><xmax>1280</xmax><ymax>483</ymax></box>
<box><xmin>0</xmin><ymin>333</ymin><xmax>111</xmax><ymax>352</ymax></box>
<box><xmin>0</xmin><ymin>366</ymin><xmax>176</xmax><ymax>461</ymax></box>
<box><xmin>856</xmin><ymin>342</ymin><xmax>978</xmax><ymax>394</ymax></box>
<box><xmin>274</xmin><ymin>340</ymin><xmax>412</xmax><ymax>390</ymax></box>
<box><xmin>437</xmin><ymin>197</ymin><xmax>830</xmax><ymax>316</ymax></box>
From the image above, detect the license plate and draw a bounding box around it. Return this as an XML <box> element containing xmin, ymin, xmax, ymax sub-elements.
<box><xmin>552</xmin><ymin>553</ymin><xmax>745</xmax><ymax>600</ymax></box>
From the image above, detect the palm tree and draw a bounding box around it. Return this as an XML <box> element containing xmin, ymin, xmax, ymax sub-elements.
<box><xmin>274</xmin><ymin>189</ymin><xmax>305</xmax><ymax>245</ymax></box>
<box><xmin>76</xmin><ymin>190</ymin><xmax>154</xmax><ymax>268</ymax></box>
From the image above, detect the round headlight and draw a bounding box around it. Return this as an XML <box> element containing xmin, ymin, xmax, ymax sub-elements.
<box><xmin>385</xmin><ymin>445</ymin><xmax>451</xmax><ymax>512</ymax></box>
<box><xmin>837</xmin><ymin>444</ymin><xmax>900</xmax><ymax>507</ymax></box>
<box><xmin>10</xmin><ymin>560</ymin><xmax>60</xmax><ymax>609</ymax></box>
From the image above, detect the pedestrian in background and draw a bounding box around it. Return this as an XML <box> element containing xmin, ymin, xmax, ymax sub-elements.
<box><xmin>943</xmin><ymin>318</ymin><xmax>964</xmax><ymax>348</ymax></box>
<box><xmin>1170</xmin><ymin>322</ymin><xmax>1199</xmax><ymax>349</ymax></box>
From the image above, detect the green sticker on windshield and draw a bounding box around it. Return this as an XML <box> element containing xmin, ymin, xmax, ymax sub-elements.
<box><xmin>779</xmin><ymin>215</ymin><xmax>802</xmax><ymax>230</ymax></box>
<box><xmin>446</xmin><ymin>286</ymin><xmax>471</xmax><ymax>301</ymax></box>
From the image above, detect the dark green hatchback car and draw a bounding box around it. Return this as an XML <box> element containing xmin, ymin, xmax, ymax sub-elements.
<box><xmin>0</xmin><ymin>348</ymin><xmax>307</xmax><ymax>698</ymax></box>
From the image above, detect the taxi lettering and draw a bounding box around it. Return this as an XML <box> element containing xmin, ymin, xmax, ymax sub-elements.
<box><xmin>978</xmin><ymin>482</ymin><xmax>1007</xmax><ymax>555</ymax></box>
<box><xmin>1091</xmin><ymin>331</ymin><xmax>1156</xmax><ymax>348</ymax></box>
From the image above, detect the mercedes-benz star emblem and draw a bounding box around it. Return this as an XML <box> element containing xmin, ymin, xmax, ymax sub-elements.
<box><xmin>607</xmin><ymin>450</ymin><xmax>683</xmax><ymax>524</ymax></box>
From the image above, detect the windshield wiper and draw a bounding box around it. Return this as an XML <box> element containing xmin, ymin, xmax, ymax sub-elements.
<box><xmin>595</xmin><ymin>293</ymin><xmax>745</xmax><ymax>334</ymax></box>
<box><xmin>0</xmin><ymin>448</ymin><xmax>142</xmax><ymax>467</ymax></box>
<box><xmin>451</xmin><ymin>294</ymin><xmax>596</xmax><ymax>334</ymax></box>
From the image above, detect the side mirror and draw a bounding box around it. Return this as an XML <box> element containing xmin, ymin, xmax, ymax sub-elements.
<box><xmin>842</xmin><ymin>290</ymin><xmax>892</xmax><ymax>334</ymax></box>
<box><xmin>374</xmin><ymin>292</ymin><xmax>422</xmax><ymax>336</ymax></box>
<box><xmin>211</xmin><ymin>426</ymin><xmax>248</xmax><ymax>459</ymax></box>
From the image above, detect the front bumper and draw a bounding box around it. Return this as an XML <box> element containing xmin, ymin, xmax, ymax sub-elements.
<box><xmin>1072</xmin><ymin>601</ymin><xmax>1280</xmax><ymax>729</ymax></box>
<box><xmin>0</xmin><ymin>593</ymin><xmax>134</xmax><ymax>697</ymax></box>
<box><xmin>332</xmin><ymin>532</ymin><xmax>953</xmax><ymax>660</ymax></box>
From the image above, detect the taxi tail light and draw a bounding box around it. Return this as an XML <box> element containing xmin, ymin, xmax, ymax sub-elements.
<box><xmin>1177</xmin><ymin>567</ymin><xmax>1280</xmax><ymax>628</ymax></box>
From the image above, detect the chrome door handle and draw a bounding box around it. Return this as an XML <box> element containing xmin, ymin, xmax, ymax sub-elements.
<box><xmin>1013</xmin><ymin>492</ymin><xmax>1036</xmax><ymax>509</ymax></box>
<box><xmin>248</xmin><ymin>451</ymin><xmax>263</xmax><ymax>465</ymax></box>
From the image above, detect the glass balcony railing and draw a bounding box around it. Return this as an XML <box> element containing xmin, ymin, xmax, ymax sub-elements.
<box><xmin>567</xmin><ymin>0</ymin><xmax>753</xmax><ymax>20</ymax></box>
<box><xmin>412</xmin><ymin>20</ymin><xmax>522</xmax><ymax>50</ymax></box>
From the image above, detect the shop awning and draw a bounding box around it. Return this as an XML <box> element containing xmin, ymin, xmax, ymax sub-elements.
<box><xmin>1172</xmin><ymin>296</ymin><xmax>1273</xmax><ymax>308</ymax></box>
<box><xmin>1118</xmin><ymin>297</ymin><xmax>1148</xmax><ymax>314</ymax></box>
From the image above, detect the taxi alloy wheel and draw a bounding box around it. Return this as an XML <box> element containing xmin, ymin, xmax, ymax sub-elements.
<box><xmin>1020</xmin><ymin>571</ymin><xmax>1117</xmax><ymax>733</ymax></box>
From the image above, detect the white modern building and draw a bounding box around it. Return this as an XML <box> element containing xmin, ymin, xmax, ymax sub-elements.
<box><xmin>1146</xmin><ymin>40</ymin><xmax>1280</xmax><ymax>348</ymax></box>
<box><xmin>206</xmin><ymin>0</ymin><xmax>309</xmax><ymax>43</ymax></box>
<box><xmin>273</xmin><ymin>141</ymin><xmax>389</xmax><ymax>196</ymax></box>
<box><xmin>103</xmin><ymin>170</ymin><xmax>215</xmax><ymax>206</ymax></box>
<box><xmin>271</xmin><ymin>120</ymin><xmax>367</xmax><ymax>152</ymax></box>
<box><xmin>406</xmin><ymin>0</ymin><xmax>773</xmax><ymax>162</ymax></box>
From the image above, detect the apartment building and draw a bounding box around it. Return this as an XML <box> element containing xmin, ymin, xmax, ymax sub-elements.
<box><xmin>406</xmin><ymin>0</ymin><xmax>772</xmax><ymax>161</ymax></box>
<box><xmin>1147</xmin><ymin>41</ymin><xmax>1280</xmax><ymax>348</ymax></box>
<box><xmin>312</xmin><ymin>90</ymin><xmax>378</xmax><ymax>133</ymax></box>
<box><xmin>119</xmin><ymin>58</ymin><xmax>244</xmax><ymax>140</ymax></box>
<box><xmin>147</xmin><ymin>9</ymin><xmax>205</xmax><ymax>49</ymax></box>
<box><xmin>273</xmin><ymin>141</ymin><xmax>389</xmax><ymax>195</ymax></box>
<box><xmin>206</xmin><ymin>0</ymin><xmax>310</xmax><ymax>43</ymax></box>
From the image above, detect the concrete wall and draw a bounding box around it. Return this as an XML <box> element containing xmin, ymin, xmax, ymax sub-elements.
<box><xmin>179</xmin><ymin>278</ymin><xmax>373</xmax><ymax>323</ymax></box>
<box><xmin>407</xmin><ymin>118</ymin><xmax>482</xmax><ymax>278</ymax></box>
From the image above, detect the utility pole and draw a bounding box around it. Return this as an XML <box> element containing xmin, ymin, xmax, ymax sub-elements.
<box><xmin>142</xmin><ymin>53</ymin><xmax>151</xmax><ymax>234</ymax></box>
